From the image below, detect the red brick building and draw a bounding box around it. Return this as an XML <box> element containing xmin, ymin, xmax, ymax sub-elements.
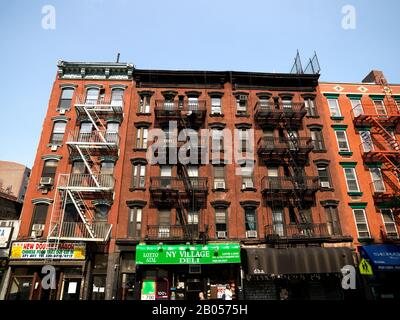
<box><xmin>4</xmin><ymin>61</ymin><xmax>399</xmax><ymax>300</ymax></box>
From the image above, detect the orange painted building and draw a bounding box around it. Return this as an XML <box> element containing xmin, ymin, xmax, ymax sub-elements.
<box><xmin>3</xmin><ymin>62</ymin><xmax>399</xmax><ymax>301</ymax></box>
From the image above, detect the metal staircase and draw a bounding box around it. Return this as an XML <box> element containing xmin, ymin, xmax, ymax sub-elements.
<box><xmin>47</xmin><ymin>94</ymin><xmax>121</xmax><ymax>244</ymax></box>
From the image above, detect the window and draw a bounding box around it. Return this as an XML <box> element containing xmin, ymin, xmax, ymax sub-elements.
<box><xmin>188</xmin><ymin>210</ymin><xmax>199</xmax><ymax>225</ymax></box>
<box><xmin>211</xmin><ymin>97</ymin><xmax>222</xmax><ymax>115</ymax></box>
<box><xmin>310</xmin><ymin>128</ymin><xmax>325</xmax><ymax>151</ymax></box>
<box><xmin>370</xmin><ymin>168</ymin><xmax>385</xmax><ymax>192</ymax></box>
<box><xmin>215</xmin><ymin>209</ymin><xmax>227</xmax><ymax>232</ymax></box>
<box><xmin>72</xmin><ymin>160</ymin><xmax>86</xmax><ymax>174</ymax></box>
<box><xmin>58</xmin><ymin>88</ymin><xmax>74</xmax><ymax>110</ymax></box>
<box><xmin>353</xmin><ymin>209</ymin><xmax>370</xmax><ymax>238</ymax></box>
<box><xmin>128</xmin><ymin>207</ymin><xmax>142</xmax><ymax>238</ymax></box>
<box><xmin>136</xmin><ymin>127</ymin><xmax>148</xmax><ymax>149</ymax></box>
<box><xmin>86</xmin><ymin>88</ymin><xmax>99</xmax><ymax>104</ymax></box>
<box><xmin>381</xmin><ymin>209</ymin><xmax>399</xmax><ymax>238</ymax></box>
<box><xmin>158</xmin><ymin>210</ymin><xmax>171</xmax><ymax>238</ymax></box>
<box><xmin>272</xmin><ymin>208</ymin><xmax>284</xmax><ymax>236</ymax></box>
<box><xmin>111</xmin><ymin>89</ymin><xmax>124</xmax><ymax>107</ymax></box>
<box><xmin>213</xmin><ymin>166</ymin><xmax>226</xmax><ymax>189</ymax></box>
<box><xmin>132</xmin><ymin>164</ymin><xmax>146</xmax><ymax>188</ymax></box>
<box><xmin>373</xmin><ymin>100</ymin><xmax>387</xmax><ymax>115</ymax></box>
<box><xmin>211</xmin><ymin>129</ymin><xmax>224</xmax><ymax>152</ymax></box>
<box><xmin>101</xmin><ymin>161</ymin><xmax>114</xmax><ymax>175</ymax></box>
<box><xmin>106</xmin><ymin>122</ymin><xmax>119</xmax><ymax>143</ymax></box>
<box><xmin>31</xmin><ymin>204</ymin><xmax>48</xmax><ymax>230</ymax></box>
<box><xmin>241</xmin><ymin>166</ymin><xmax>254</xmax><ymax>189</ymax></box>
<box><xmin>238</xmin><ymin>129</ymin><xmax>249</xmax><ymax>152</ymax></box>
<box><xmin>79</xmin><ymin>122</ymin><xmax>93</xmax><ymax>142</ymax></box>
<box><xmin>236</xmin><ymin>95</ymin><xmax>247</xmax><ymax>114</ymax></box>
<box><xmin>327</xmin><ymin>99</ymin><xmax>341</xmax><ymax>117</ymax></box>
<box><xmin>335</xmin><ymin>131</ymin><xmax>350</xmax><ymax>152</ymax></box>
<box><xmin>317</xmin><ymin>165</ymin><xmax>332</xmax><ymax>188</ymax></box>
<box><xmin>259</xmin><ymin>97</ymin><xmax>270</xmax><ymax>108</ymax></box>
<box><xmin>350</xmin><ymin>99</ymin><xmax>363</xmax><ymax>117</ymax></box>
<box><xmin>325</xmin><ymin>206</ymin><xmax>342</xmax><ymax>236</ymax></box>
<box><xmin>359</xmin><ymin>130</ymin><xmax>373</xmax><ymax>152</ymax></box>
<box><xmin>305</xmin><ymin>98</ymin><xmax>317</xmax><ymax>116</ymax></box>
<box><xmin>344</xmin><ymin>168</ymin><xmax>360</xmax><ymax>192</ymax></box>
<box><xmin>282</xmin><ymin>98</ymin><xmax>292</xmax><ymax>110</ymax></box>
<box><xmin>245</xmin><ymin>208</ymin><xmax>257</xmax><ymax>231</ymax></box>
<box><xmin>187</xmin><ymin>97</ymin><xmax>199</xmax><ymax>111</ymax></box>
<box><xmin>139</xmin><ymin>95</ymin><xmax>151</xmax><ymax>113</ymax></box>
<box><xmin>50</xmin><ymin>121</ymin><xmax>66</xmax><ymax>144</ymax></box>
<box><xmin>41</xmin><ymin>160</ymin><xmax>58</xmax><ymax>180</ymax></box>
<box><xmin>95</xmin><ymin>204</ymin><xmax>110</xmax><ymax>221</ymax></box>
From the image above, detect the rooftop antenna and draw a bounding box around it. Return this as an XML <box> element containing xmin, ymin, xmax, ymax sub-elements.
<box><xmin>116</xmin><ymin>52</ymin><xmax>120</xmax><ymax>63</ymax></box>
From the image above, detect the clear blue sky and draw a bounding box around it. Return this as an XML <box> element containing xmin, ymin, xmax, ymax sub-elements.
<box><xmin>1</xmin><ymin>0</ymin><xmax>399</xmax><ymax>168</ymax></box>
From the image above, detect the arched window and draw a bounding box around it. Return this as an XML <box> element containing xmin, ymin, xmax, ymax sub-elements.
<box><xmin>50</xmin><ymin>121</ymin><xmax>67</xmax><ymax>144</ymax></box>
<box><xmin>58</xmin><ymin>88</ymin><xmax>74</xmax><ymax>110</ymax></box>
<box><xmin>41</xmin><ymin>159</ymin><xmax>58</xmax><ymax>180</ymax></box>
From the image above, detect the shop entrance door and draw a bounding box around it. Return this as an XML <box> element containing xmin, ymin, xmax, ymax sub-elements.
<box><xmin>186</xmin><ymin>278</ymin><xmax>204</xmax><ymax>301</ymax></box>
<box><xmin>60</xmin><ymin>277</ymin><xmax>82</xmax><ymax>300</ymax></box>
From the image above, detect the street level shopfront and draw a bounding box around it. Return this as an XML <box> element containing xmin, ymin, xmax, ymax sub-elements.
<box><xmin>6</xmin><ymin>241</ymin><xmax>87</xmax><ymax>300</ymax></box>
<box><xmin>359</xmin><ymin>244</ymin><xmax>400</xmax><ymax>300</ymax></box>
<box><xmin>243</xmin><ymin>246</ymin><xmax>360</xmax><ymax>300</ymax></box>
<box><xmin>135</xmin><ymin>243</ymin><xmax>241</xmax><ymax>300</ymax></box>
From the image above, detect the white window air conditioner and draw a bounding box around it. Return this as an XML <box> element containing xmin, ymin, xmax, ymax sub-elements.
<box><xmin>59</xmin><ymin>109</ymin><xmax>66</xmax><ymax>115</ymax></box>
<box><xmin>214</xmin><ymin>181</ymin><xmax>226</xmax><ymax>190</ymax></box>
<box><xmin>40</xmin><ymin>177</ymin><xmax>53</xmax><ymax>186</ymax></box>
<box><xmin>246</xmin><ymin>230</ymin><xmax>258</xmax><ymax>238</ymax></box>
<box><xmin>320</xmin><ymin>181</ymin><xmax>330</xmax><ymax>188</ymax></box>
<box><xmin>217</xmin><ymin>231</ymin><xmax>227</xmax><ymax>239</ymax></box>
<box><xmin>243</xmin><ymin>180</ymin><xmax>254</xmax><ymax>189</ymax></box>
<box><xmin>239</xmin><ymin>95</ymin><xmax>248</xmax><ymax>101</ymax></box>
<box><xmin>31</xmin><ymin>224</ymin><xmax>44</xmax><ymax>238</ymax></box>
<box><xmin>51</xmin><ymin>145</ymin><xmax>58</xmax><ymax>151</ymax></box>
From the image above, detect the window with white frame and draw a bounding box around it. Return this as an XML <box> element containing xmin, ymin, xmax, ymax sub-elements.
<box><xmin>310</xmin><ymin>128</ymin><xmax>325</xmax><ymax>151</ymax></box>
<box><xmin>343</xmin><ymin>167</ymin><xmax>360</xmax><ymax>192</ymax></box>
<box><xmin>50</xmin><ymin>121</ymin><xmax>67</xmax><ymax>144</ymax></box>
<box><xmin>86</xmin><ymin>88</ymin><xmax>99</xmax><ymax>104</ymax></box>
<box><xmin>350</xmin><ymin>99</ymin><xmax>363</xmax><ymax>117</ymax></box>
<box><xmin>241</xmin><ymin>165</ymin><xmax>254</xmax><ymax>189</ymax></box>
<box><xmin>305</xmin><ymin>98</ymin><xmax>317</xmax><ymax>116</ymax></box>
<box><xmin>282</xmin><ymin>98</ymin><xmax>292</xmax><ymax>110</ymax></box>
<box><xmin>236</xmin><ymin>95</ymin><xmax>247</xmax><ymax>114</ymax></box>
<box><xmin>139</xmin><ymin>95</ymin><xmax>151</xmax><ymax>113</ymax></box>
<box><xmin>132</xmin><ymin>164</ymin><xmax>146</xmax><ymax>188</ymax></box>
<box><xmin>370</xmin><ymin>167</ymin><xmax>385</xmax><ymax>192</ymax></box>
<box><xmin>359</xmin><ymin>130</ymin><xmax>373</xmax><ymax>152</ymax></box>
<box><xmin>353</xmin><ymin>209</ymin><xmax>370</xmax><ymax>238</ymax></box>
<box><xmin>211</xmin><ymin>97</ymin><xmax>222</xmax><ymax>115</ymax></box>
<box><xmin>213</xmin><ymin>165</ymin><xmax>226</xmax><ymax>189</ymax></box>
<box><xmin>111</xmin><ymin>88</ymin><xmax>124</xmax><ymax>107</ymax></box>
<box><xmin>211</xmin><ymin>129</ymin><xmax>224</xmax><ymax>152</ymax></box>
<box><xmin>381</xmin><ymin>209</ymin><xmax>399</xmax><ymax>238</ymax></box>
<box><xmin>317</xmin><ymin>165</ymin><xmax>331</xmax><ymax>188</ymax></box>
<box><xmin>188</xmin><ymin>210</ymin><xmax>199</xmax><ymax>225</ymax></box>
<box><xmin>327</xmin><ymin>99</ymin><xmax>341</xmax><ymax>117</ymax></box>
<box><xmin>272</xmin><ymin>208</ymin><xmax>284</xmax><ymax>237</ymax></box>
<box><xmin>215</xmin><ymin>208</ymin><xmax>227</xmax><ymax>233</ymax></box>
<box><xmin>158</xmin><ymin>209</ymin><xmax>171</xmax><ymax>238</ymax></box>
<box><xmin>128</xmin><ymin>207</ymin><xmax>142</xmax><ymax>238</ymax></box>
<box><xmin>335</xmin><ymin>130</ymin><xmax>350</xmax><ymax>152</ymax></box>
<box><xmin>136</xmin><ymin>127</ymin><xmax>148</xmax><ymax>149</ymax></box>
<box><xmin>58</xmin><ymin>88</ymin><xmax>74</xmax><ymax>110</ymax></box>
<box><xmin>245</xmin><ymin>207</ymin><xmax>257</xmax><ymax>232</ymax></box>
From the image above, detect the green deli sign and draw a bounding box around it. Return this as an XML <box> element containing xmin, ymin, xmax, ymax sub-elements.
<box><xmin>136</xmin><ymin>243</ymin><xmax>241</xmax><ymax>265</ymax></box>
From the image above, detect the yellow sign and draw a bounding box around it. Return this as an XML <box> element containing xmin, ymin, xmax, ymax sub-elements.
<box><xmin>10</xmin><ymin>242</ymin><xmax>86</xmax><ymax>260</ymax></box>
<box><xmin>359</xmin><ymin>258</ymin><xmax>373</xmax><ymax>276</ymax></box>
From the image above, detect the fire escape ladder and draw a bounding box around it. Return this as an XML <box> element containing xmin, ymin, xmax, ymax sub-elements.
<box><xmin>76</xmin><ymin>145</ymin><xmax>101</xmax><ymax>188</ymax></box>
<box><xmin>282</xmin><ymin>120</ymin><xmax>310</xmax><ymax>228</ymax></box>
<box><xmin>67</xmin><ymin>189</ymin><xmax>96</xmax><ymax>238</ymax></box>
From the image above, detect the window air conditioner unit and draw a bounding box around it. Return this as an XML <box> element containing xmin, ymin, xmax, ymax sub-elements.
<box><xmin>243</xmin><ymin>181</ymin><xmax>254</xmax><ymax>189</ymax></box>
<box><xmin>217</xmin><ymin>231</ymin><xmax>227</xmax><ymax>239</ymax></box>
<box><xmin>59</xmin><ymin>109</ymin><xmax>66</xmax><ymax>115</ymax></box>
<box><xmin>51</xmin><ymin>145</ymin><xmax>58</xmax><ymax>151</ymax></box>
<box><xmin>246</xmin><ymin>230</ymin><xmax>258</xmax><ymax>238</ymax></box>
<box><xmin>31</xmin><ymin>224</ymin><xmax>44</xmax><ymax>238</ymax></box>
<box><xmin>40</xmin><ymin>177</ymin><xmax>53</xmax><ymax>186</ymax></box>
<box><xmin>239</xmin><ymin>95</ymin><xmax>247</xmax><ymax>101</ymax></box>
<box><xmin>320</xmin><ymin>181</ymin><xmax>330</xmax><ymax>188</ymax></box>
<box><xmin>214</xmin><ymin>181</ymin><xmax>226</xmax><ymax>189</ymax></box>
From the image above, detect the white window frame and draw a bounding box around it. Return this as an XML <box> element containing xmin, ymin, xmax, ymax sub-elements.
<box><xmin>359</xmin><ymin>130</ymin><xmax>374</xmax><ymax>152</ymax></box>
<box><xmin>381</xmin><ymin>209</ymin><xmax>399</xmax><ymax>238</ymax></box>
<box><xmin>373</xmin><ymin>100</ymin><xmax>387</xmax><ymax>115</ymax></box>
<box><xmin>211</xmin><ymin>97</ymin><xmax>222</xmax><ymax>114</ymax></box>
<box><xmin>369</xmin><ymin>167</ymin><xmax>385</xmax><ymax>192</ymax></box>
<box><xmin>335</xmin><ymin>130</ymin><xmax>350</xmax><ymax>152</ymax></box>
<box><xmin>350</xmin><ymin>99</ymin><xmax>363</xmax><ymax>117</ymax></box>
<box><xmin>343</xmin><ymin>167</ymin><xmax>360</xmax><ymax>192</ymax></box>
<box><xmin>327</xmin><ymin>99</ymin><xmax>341</xmax><ymax>117</ymax></box>
<box><xmin>352</xmin><ymin>208</ymin><xmax>371</xmax><ymax>238</ymax></box>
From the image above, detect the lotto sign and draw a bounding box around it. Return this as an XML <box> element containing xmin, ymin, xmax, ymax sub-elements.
<box><xmin>10</xmin><ymin>242</ymin><xmax>86</xmax><ymax>260</ymax></box>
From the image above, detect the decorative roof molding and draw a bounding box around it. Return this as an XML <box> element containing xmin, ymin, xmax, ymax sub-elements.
<box><xmin>57</xmin><ymin>60</ymin><xmax>134</xmax><ymax>80</ymax></box>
